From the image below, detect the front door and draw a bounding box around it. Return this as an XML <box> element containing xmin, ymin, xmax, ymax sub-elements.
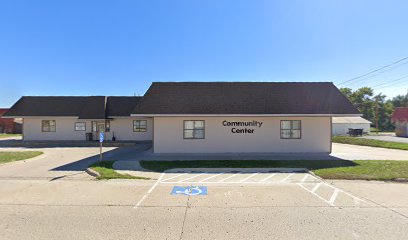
<box><xmin>97</xmin><ymin>123</ymin><xmax>105</xmax><ymax>140</ymax></box>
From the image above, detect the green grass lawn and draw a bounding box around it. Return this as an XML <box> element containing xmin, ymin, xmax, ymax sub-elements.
<box><xmin>140</xmin><ymin>160</ymin><xmax>408</xmax><ymax>181</ymax></box>
<box><xmin>333</xmin><ymin>136</ymin><xmax>408</xmax><ymax>150</ymax></box>
<box><xmin>90</xmin><ymin>161</ymin><xmax>151</xmax><ymax>180</ymax></box>
<box><xmin>0</xmin><ymin>134</ymin><xmax>21</xmax><ymax>139</ymax></box>
<box><xmin>0</xmin><ymin>151</ymin><xmax>43</xmax><ymax>164</ymax></box>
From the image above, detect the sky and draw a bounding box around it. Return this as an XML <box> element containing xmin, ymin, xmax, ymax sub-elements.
<box><xmin>1</xmin><ymin>0</ymin><xmax>408</xmax><ymax>107</ymax></box>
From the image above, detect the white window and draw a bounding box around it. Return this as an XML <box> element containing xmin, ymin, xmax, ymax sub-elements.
<box><xmin>184</xmin><ymin>120</ymin><xmax>205</xmax><ymax>139</ymax></box>
<box><xmin>42</xmin><ymin>120</ymin><xmax>56</xmax><ymax>132</ymax></box>
<box><xmin>280</xmin><ymin>120</ymin><xmax>301</xmax><ymax>139</ymax></box>
<box><xmin>133</xmin><ymin>120</ymin><xmax>147</xmax><ymax>132</ymax></box>
<box><xmin>75</xmin><ymin>122</ymin><xmax>86</xmax><ymax>131</ymax></box>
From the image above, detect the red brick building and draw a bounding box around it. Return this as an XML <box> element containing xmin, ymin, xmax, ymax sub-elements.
<box><xmin>0</xmin><ymin>109</ymin><xmax>22</xmax><ymax>134</ymax></box>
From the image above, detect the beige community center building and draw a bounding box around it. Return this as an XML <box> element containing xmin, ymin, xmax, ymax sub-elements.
<box><xmin>4</xmin><ymin>82</ymin><xmax>360</xmax><ymax>154</ymax></box>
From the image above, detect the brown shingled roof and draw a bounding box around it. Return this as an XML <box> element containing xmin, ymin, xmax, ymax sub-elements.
<box><xmin>132</xmin><ymin>82</ymin><xmax>360</xmax><ymax>115</ymax></box>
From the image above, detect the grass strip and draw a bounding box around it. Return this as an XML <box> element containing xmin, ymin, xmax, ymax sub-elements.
<box><xmin>0</xmin><ymin>151</ymin><xmax>43</xmax><ymax>164</ymax></box>
<box><xmin>90</xmin><ymin>161</ymin><xmax>151</xmax><ymax>180</ymax></box>
<box><xmin>333</xmin><ymin>136</ymin><xmax>408</xmax><ymax>150</ymax></box>
<box><xmin>0</xmin><ymin>134</ymin><xmax>21</xmax><ymax>139</ymax></box>
<box><xmin>140</xmin><ymin>160</ymin><xmax>408</xmax><ymax>181</ymax></box>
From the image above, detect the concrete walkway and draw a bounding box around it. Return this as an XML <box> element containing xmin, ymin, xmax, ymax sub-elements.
<box><xmin>332</xmin><ymin>143</ymin><xmax>408</xmax><ymax>160</ymax></box>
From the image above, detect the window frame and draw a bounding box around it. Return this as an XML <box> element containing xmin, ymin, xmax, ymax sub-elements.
<box><xmin>41</xmin><ymin>120</ymin><xmax>56</xmax><ymax>132</ymax></box>
<box><xmin>280</xmin><ymin>120</ymin><xmax>301</xmax><ymax>139</ymax></box>
<box><xmin>183</xmin><ymin>120</ymin><xmax>205</xmax><ymax>139</ymax></box>
<box><xmin>105</xmin><ymin>120</ymin><xmax>110</xmax><ymax>132</ymax></box>
<box><xmin>74</xmin><ymin>122</ymin><xmax>86</xmax><ymax>131</ymax></box>
<box><xmin>133</xmin><ymin>120</ymin><xmax>147</xmax><ymax>132</ymax></box>
<box><xmin>91</xmin><ymin>121</ymin><xmax>97</xmax><ymax>132</ymax></box>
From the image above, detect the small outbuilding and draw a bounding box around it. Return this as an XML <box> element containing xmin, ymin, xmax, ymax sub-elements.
<box><xmin>332</xmin><ymin>117</ymin><xmax>371</xmax><ymax>136</ymax></box>
<box><xmin>391</xmin><ymin>107</ymin><xmax>408</xmax><ymax>137</ymax></box>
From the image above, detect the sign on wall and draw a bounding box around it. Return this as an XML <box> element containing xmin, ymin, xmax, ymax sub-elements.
<box><xmin>222</xmin><ymin>120</ymin><xmax>263</xmax><ymax>134</ymax></box>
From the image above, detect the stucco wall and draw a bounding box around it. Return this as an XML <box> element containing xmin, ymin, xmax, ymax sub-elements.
<box><xmin>109</xmin><ymin>118</ymin><xmax>153</xmax><ymax>141</ymax></box>
<box><xmin>332</xmin><ymin>123</ymin><xmax>370</xmax><ymax>136</ymax></box>
<box><xmin>23</xmin><ymin>117</ymin><xmax>153</xmax><ymax>141</ymax></box>
<box><xmin>153</xmin><ymin>116</ymin><xmax>331</xmax><ymax>153</ymax></box>
<box><xmin>23</xmin><ymin>118</ymin><xmax>90</xmax><ymax>141</ymax></box>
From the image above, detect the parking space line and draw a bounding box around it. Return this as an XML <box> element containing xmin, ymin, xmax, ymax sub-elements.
<box><xmin>199</xmin><ymin>173</ymin><xmax>225</xmax><ymax>182</ymax></box>
<box><xmin>161</xmin><ymin>173</ymin><xmax>187</xmax><ymax>182</ymax></box>
<box><xmin>179</xmin><ymin>173</ymin><xmax>206</xmax><ymax>182</ymax></box>
<box><xmin>261</xmin><ymin>173</ymin><xmax>276</xmax><ymax>182</ymax></box>
<box><xmin>297</xmin><ymin>183</ymin><xmax>333</xmax><ymax>206</ymax></box>
<box><xmin>300</xmin><ymin>174</ymin><xmax>309</xmax><ymax>182</ymax></box>
<box><xmin>134</xmin><ymin>172</ymin><xmax>165</xmax><ymax>209</ymax></box>
<box><xmin>218</xmin><ymin>172</ymin><xmax>241</xmax><ymax>182</ymax></box>
<box><xmin>311</xmin><ymin>182</ymin><xmax>322</xmax><ymax>193</ymax></box>
<box><xmin>328</xmin><ymin>188</ymin><xmax>340</xmax><ymax>205</ymax></box>
<box><xmin>239</xmin><ymin>173</ymin><xmax>258</xmax><ymax>182</ymax></box>
<box><xmin>279</xmin><ymin>173</ymin><xmax>294</xmax><ymax>183</ymax></box>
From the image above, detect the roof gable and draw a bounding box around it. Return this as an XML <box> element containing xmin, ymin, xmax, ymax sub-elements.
<box><xmin>132</xmin><ymin>82</ymin><xmax>360</xmax><ymax>115</ymax></box>
<box><xmin>106</xmin><ymin>97</ymin><xmax>142</xmax><ymax>117</ymax></box>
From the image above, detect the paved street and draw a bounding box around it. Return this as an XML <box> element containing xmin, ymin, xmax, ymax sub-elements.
<box><xmin>1</xmin><ymin>144</ymin><xmax>408</xmax><ymax>239</ymax></box>
<box><xmin>0</xmin><ymin>169</ymin><xmax>408</xmax><ymax>239</ymax></box>
<box><xmin>360</xmin><ymin>135</ymin><xmax>408</xmax><ymax>144</ymax></box>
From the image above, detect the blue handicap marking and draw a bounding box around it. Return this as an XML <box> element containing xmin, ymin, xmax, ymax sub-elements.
<box><xmin>99</xmin><ymin>132</ymin><xmax>104</xmax><ymax>143</ymax></box>
<box><xmin>171</xmin><ymin>186</ymin><xmax>207</xmax><ymax>196</ymax></box>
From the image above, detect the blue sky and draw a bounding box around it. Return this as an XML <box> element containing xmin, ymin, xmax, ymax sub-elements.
<box><xmin>1</xmin><ymin>0</ymin><xmax>408</xmax><ymax>107</ymax></box>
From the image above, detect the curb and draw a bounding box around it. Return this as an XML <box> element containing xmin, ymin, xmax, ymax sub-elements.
<box><xmin>85</xmin><ymin>168</ymin><xmax>100</xmax><ymax>177</ymax></box>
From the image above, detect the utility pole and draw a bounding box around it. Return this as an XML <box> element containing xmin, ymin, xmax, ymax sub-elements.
<box><xmin>375</xmin><ymin>99</ymin><xmax>379</xmax><ymax>134</ymax></box>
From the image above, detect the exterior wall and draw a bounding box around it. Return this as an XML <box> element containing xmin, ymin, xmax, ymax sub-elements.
<box><xmin>395</xmin><ymin>121</ymin><xmax>408</xmax><ymax>137</ymax></box>
<box><xmin>153</xmin><ymin>116</ymin><xmax>331</xmax><ymax>153</ymax></box>
<box><xmin>23</xmin><ymin>117</ymin><xmax>153</xmax><ymax>141</ymax></box>
<box><xmin>23</xmin><ymin>118</ymin><xmax>91</xmax><ymax>141</ymax></box>
<box><xmin>332</xmin><ymin>123</ymin><xmax>370</xmax><ymax>136</ymax></box>
<box><xmin>108</xmin><ymin>118</ymin><xmax>153</xmax><ymax>141</ymax></box>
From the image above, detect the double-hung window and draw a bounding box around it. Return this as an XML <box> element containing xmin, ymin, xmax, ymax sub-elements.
<box><xmin>184</xmin><ymin>120</ymin><xmax>205</xmax><ymax>139</ymax></box>
<box><xmin>280</xmin><ymin>120</ymin><xmax>301</xmax><ymax>139</ymax></box>
<box><xmin>75</xmin><ymin>122</ymin><xmax>86</xmax><ymax>131</ymax></box>
<box><xmin>42</xmin><ymin>120</ymin><xmax>56</xmax><ymax>132</ymax></box>
<box><xmin>133</xmin><ymin>120</ymin><xmax>147</xmax><ymax>132</ymax></box>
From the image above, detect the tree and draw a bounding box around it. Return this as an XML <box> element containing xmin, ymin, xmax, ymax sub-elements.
<box><xmin>391</xmin><ymin>91</ymin><xmax>408</xmax><ymax>107</ymax></box>
<box><xmin>339</xmin><ymin>87</ymin><xmax>395</xmax><ymax>131</ymax></box>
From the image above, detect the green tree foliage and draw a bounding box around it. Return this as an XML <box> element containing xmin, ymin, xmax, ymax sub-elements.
<box><xmin>339</xmin><ymin>87</ymin><xmax>407</xmax><ymax>131</ymax></box>
<box><xmin>391</xmin><ymin>91</ymin><xmax>408</xmax><ymax>107</ymax></box>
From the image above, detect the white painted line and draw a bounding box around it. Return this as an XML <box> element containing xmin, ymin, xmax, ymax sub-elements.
<box><xmin>311</xmin><ymin>182</ymin><xmax>322</xmax><ymax>193</ymax></box>
<box><xmin>279</xmin><ymin>173</ymin><xmax>294</xmax><ymax>183</ymax></box>
<box><xmin>161</xmin><ymin>173</ymin><xmax>187</xmax><ymax>182</ymax></box>
<box><xmin>179</xmin><ymin>173</ymin><xmax>206</xmax><ymax>182</ymax></box>
<box><xmin>134</xmin><ymin>172</ymin><xmax>165</xmax><ymax>209</ymax></box>
<box><xmin>297</xmin><ymin>183</ymin><xmax>333</xmax><ymax>206</ymax></box>
<box><xmin>261</xmin><ymin>173</ymin><xmax>276</xmax><ymax>182</ymax></box>
<box><xmin>218</xmin><ymin>172</ymin><xmax>241</xmax><ymax>182</ymax></box>
<box><xmin>328</xmin><ymin>188</ymin><xmax>340</xmax><ymax>205</ymax></box>
<box><xmin>320</xmin><ymin>182</ymin><xmax>367</xmax><ymax>204</ymax></box>
<box><xmin>199</xmin><ymin>172</ymin><xmax>225</xmax><ymax>182</ymax></box>
<box><xmin>300</xmin><ymin>174</ymin><xmax>309</xmax><ymax>183</ymax></box>
<box><xmin>161</xmin><ymin>181</ymin><xmax>286</xmax><ymax>184</ymax></box>
<box><xmin>239</xmin><ymin>173</ymin><xmax>259</xmax><ymax>183</ymax></box>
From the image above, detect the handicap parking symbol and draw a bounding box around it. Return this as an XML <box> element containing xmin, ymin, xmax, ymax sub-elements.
<box><xmin>171</xmin><ymin>186</ymin><xmax>207</xmax><ymax>196</ymax></box>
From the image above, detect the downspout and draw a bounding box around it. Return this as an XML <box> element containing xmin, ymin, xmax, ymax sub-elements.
<box><xmin>329</xmin><ymin>116</ymin><xmax>332</xmax><ymax>154</ymax></box>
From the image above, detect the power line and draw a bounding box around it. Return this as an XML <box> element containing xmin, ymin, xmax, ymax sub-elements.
<box><xmin>371</xmin><ymin>74</ymin><xmax>408</xmax><ymax>88</ymax></box>
<box><xmin>337</xmin><ymin>56</ymin><xmax>408</xmax><ymax>86</ymax></box>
